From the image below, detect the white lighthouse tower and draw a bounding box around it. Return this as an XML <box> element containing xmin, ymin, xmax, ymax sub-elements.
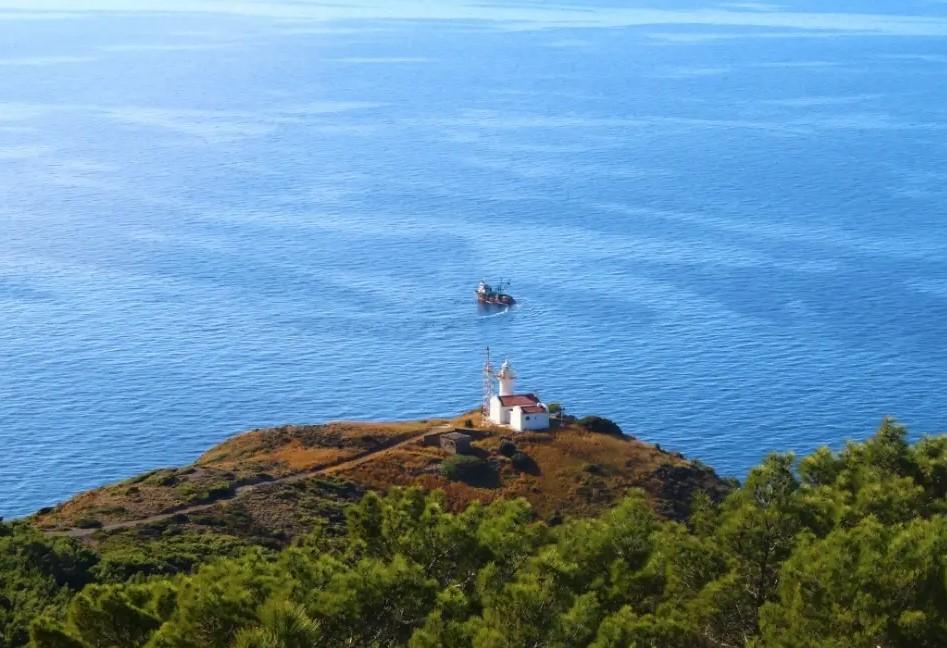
<box><xmin>487</xmin><ymin>359</ymin><xmax>550</xmax><ymax>432</ymax></box>
<box><xmin>497</xmin><ymin>360</ymin><xmax>516</xmax><ymax>396</ymax></box>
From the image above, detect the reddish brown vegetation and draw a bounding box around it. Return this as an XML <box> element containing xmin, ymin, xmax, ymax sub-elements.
<box><xmin>32</xmin><ymin>415</ymin><xmax>729</xmax><ymax>543</ymax></box>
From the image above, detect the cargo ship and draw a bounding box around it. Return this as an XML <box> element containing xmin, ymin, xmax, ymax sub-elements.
<box><xmin>476</xmin><ymin>280</ymin><xmax>516</xmax><ymax>306</ymax></box>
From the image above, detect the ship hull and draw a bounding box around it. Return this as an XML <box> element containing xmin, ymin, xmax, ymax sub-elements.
<box><xmin>476</xmin><ymin>293</ymin><xmax>515</xmax><ymax>306</ymax></box>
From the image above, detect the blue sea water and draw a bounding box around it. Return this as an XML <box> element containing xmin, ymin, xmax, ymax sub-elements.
<box><xmin>2</xmin><ymin>0</ymin><xmax>947</xmax><ymax>518</ymax></box>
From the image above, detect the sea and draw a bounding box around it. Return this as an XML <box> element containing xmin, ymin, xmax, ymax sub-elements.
<box><xmin>2</xmin><ymin>0</ymin><xmax>947</xmax><ymax>518</ymax></box>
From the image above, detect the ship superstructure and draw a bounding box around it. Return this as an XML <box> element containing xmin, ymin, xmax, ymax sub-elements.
<box><xmin>475</xmin><ymin>280</ymin><xmax>515</xmax><ymax>306</ymax></box>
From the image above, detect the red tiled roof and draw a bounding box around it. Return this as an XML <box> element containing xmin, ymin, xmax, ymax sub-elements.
<box><xmin>521</xmin><ymin>405</ymin><xmax>547</xmax><ymax>414</ymax></box>
<box><xmin>498</xmin><ymin>394</ymin><xmax>540</xmax><ymax>407</ymax></box>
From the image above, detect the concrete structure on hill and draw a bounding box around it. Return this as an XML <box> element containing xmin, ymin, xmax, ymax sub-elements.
<box><xmin>488</xmin><ymin>360</ymin><xmax>550</xmax><ymax>432</ymax></box>
<box><xmin>440</xmin><ymin>431</ymin><xmax>472</xmax><ymax>454</ymax></box>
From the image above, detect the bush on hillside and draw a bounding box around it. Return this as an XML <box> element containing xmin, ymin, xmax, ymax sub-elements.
<box><xmin>498</xmin><ymin>439</ymin><xmax>517</xmax><ymax>457</ymax></box>
<box><xmin>510</xmin><ymin>452</ymin><xmax>534</xmax><ymax>472</ymax></box>
<box><xmin>577</xmin><ymin>415</ymin><xmax>623</xmax><ymax>437</ymax></box>
<box><xmin>440</xmin><ymin>455</ymin><xmax>493</xmax><ymax>483</ymax></box>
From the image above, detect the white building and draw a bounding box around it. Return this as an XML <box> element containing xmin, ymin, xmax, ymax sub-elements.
<box><xmin>488</xmin><ymin>361</ymin><xmax>550</xmax><ymax>432</ymax></box>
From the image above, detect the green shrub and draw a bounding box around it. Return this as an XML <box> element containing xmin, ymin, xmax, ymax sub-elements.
<box><xmin>511</xmin><ymin>452</ymin><xmax>534</xmax><ymax>472</ymax></box>
<box><xmin>440</xmin><ymin>455</ymin><xmax>492</xmax><ymax>482</ymax></box>
<box><xmin>577</xmin><ymin>415</ymin><xmax>623</xmax><ymax>436</ymax></box>
<box><xmin>156</xmin><ymin>473</ymin><xmax>178</xmax><ymax>487</ymax></box>
<box><xmin>74</xmin><ymin>517</ymin><xmax>102</xmax><ymax>530</ymax></box>
<box><xmin>205</xmin><ymin>484</ymin><xmax>234</xmax><ymax>500</ymax></box>
<box><xmin>583</xmin><ymin>463</ymin><xmax>605</xmax><ymax>475</ymax></box>
<box><xmin>127</xmin><ymin>470</ymin><xmax>156</xmax><ymax>485</ymax></box>
<box><xmin>547</xmin><ymin>402</ymin><xmax>562</xmax><ymax>414</ymax></box>
<box><xmin>498</xmin><ymin>440</ymin><xmax>517</xmax><ymax>457</ymax></box>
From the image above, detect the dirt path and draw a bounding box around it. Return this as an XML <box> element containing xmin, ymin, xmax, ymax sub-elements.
<box><xmin>52</xmin><ymin>426</ymin><xmax>447</xmax><ymax>539</ymax></box>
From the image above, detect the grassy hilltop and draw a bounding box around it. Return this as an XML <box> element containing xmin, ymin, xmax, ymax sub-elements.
<box><xmin>32</xmin><ymin>414</ymin><xmax>727</xmax><ymax>547</ymax></box>
<box><xmin>4</xmin><ymin>417</ymin><xmax>947</xmax><ymax>647</ymax></box>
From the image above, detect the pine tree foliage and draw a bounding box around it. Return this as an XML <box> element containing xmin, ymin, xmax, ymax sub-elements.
<box><xmin>5</xmin><ymin>419</ymin><xmax>947</xmax><ymax>647</ymax></box>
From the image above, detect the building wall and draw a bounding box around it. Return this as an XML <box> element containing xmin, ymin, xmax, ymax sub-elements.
<box><xmin>440</xmin><ymin>436</ymin><xmax>472</xmax><ymax>454</ymax></box>
<box><xmin>511</xmin><ymin>407</ymin><xmax>549</xmax><ymax>432</ymax></box>
<box><xmin>524</xmin><ymin>412</ymin><xmax>550</xmax><ymax>430</ymax></box>
<box><xmin>489</xmin><ymin>396</ymin><xmax>512</xmax><ymax>425</ymax></box>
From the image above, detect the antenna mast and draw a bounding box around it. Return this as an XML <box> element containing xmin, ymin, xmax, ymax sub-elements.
<box><xmin>482</xmin><ymin>346</ymin><xmax>496</xmax><ymax>422</ymax></box>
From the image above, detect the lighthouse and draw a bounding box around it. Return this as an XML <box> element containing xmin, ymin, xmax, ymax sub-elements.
<box><xmin>487</xmin><ymin>359</ymin><xmax>550</xmax><ymax>432</ymax></box>
<box><xmin>497</xmin><ymin>360</ymin><xmax>516</xmax><ymax>396</ymax></box>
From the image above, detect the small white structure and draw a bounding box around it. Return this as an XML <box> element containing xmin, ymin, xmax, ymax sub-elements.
<box><xmin>488</xmin><ymin>361</ymin><xmax>550</xmax><ymax>432</ymax></box>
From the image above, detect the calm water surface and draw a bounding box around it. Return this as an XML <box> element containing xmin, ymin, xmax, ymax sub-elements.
<box><xmin>2</xmin><ymin>0</ymin><xmax>947</xmax><ymax>517</ymax></box>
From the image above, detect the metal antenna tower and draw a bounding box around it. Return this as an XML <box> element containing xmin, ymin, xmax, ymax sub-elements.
<box><xmin>482</xmin><ymin>346</ymin><xmax>496</xmax><ymax>421</ymax></box>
